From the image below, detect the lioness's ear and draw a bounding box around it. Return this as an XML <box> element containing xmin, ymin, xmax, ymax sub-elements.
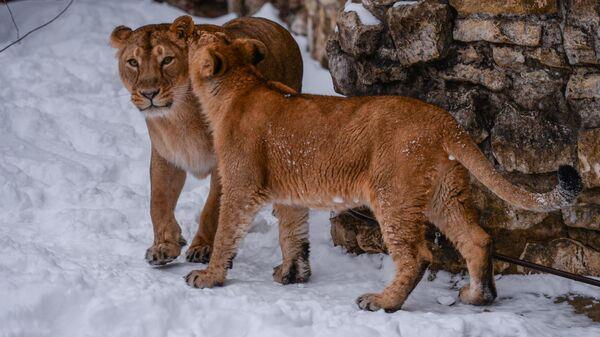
<box><xmin>110</xmin><ymin>25</ymin><xmax>132</xmax><ymax>49</ymax></box>
<box><xmin>171</xmin><ymin>15</ymin><xmax>195</xmax><ymax>40</ymax></box>
<box><xmin>234</xmin><ymin>39</ymin><xmax>267</xmax><ymax>65</ymax></box>
<box><xmin>198</xmin><ymin>50</ymin><xmax>226</xmax><ymax>79</ymax></box>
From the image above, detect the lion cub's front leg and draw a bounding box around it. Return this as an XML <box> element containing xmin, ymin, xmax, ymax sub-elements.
<box><xmin>186</xmin><ymin>187</ymin><xmax>264</xmax><ymax>288</ymax></box>
<box><xmin>146</xmin><ymin>149</ymin><xmax>187</xmax><ymax>266</ymax></box>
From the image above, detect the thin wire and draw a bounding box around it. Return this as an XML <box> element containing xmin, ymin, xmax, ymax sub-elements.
<box><xmin>0</xmin><ymin>0</ymin><xmax>75</xmax><ymax>54</ymax></box>
<box><xmin>3</xmin><ymin>0</ymin><xmax>20</xmax><ymax>40</ymax></box>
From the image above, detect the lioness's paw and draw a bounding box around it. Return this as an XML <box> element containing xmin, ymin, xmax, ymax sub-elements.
<box><xmin>185</xmin><ymin>244</ymin><xmax>212</xmax><ymax>264</ymax></box>
<box><xmin>185</xmin><ymin>269</ymin><xmax>224</xmax><ymax>288</ymax></box>
<box><xmin>356</xmin><ymin>293</ymin><xmax>383</xmax><ymax>312</ymax></box>
<box><xmin>459</xmin><ymin>285</ymin><xmax>495</xmax><ymax>306</ymax></box>
<box><xmin>272</xmin><ymin>258</ymin><xmax>311</xmax><ymax>285</ymax></box>
<box><xmin>145</xmin><ymin>241</ymin><xmax>182</xmax><ymax>266</ymax></box>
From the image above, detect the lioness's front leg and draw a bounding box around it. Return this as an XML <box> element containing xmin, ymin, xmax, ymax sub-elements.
<box><xmin>186</xmin><ymin>171</ymin><xmax>221</xmax><ymax>263</ymax></box>
<box><xmin>146</xmin><ymin>148</ymin><xmax>187</xmax><ymax>265</ymax></box>
<box><xmin>186</xmin><ymin>187</ymin><xmax>264</xmax><ymax>288</ymax></box>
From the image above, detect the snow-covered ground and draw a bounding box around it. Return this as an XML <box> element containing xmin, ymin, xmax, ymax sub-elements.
<box><xmin>0</xmin><ymin>1</ymin><xmax>598</xmax><ymax>336</ymax></box>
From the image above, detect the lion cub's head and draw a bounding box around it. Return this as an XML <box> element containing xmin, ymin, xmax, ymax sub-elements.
<box><xmin>109</xmin><ymin>16</ymin><xmax>197</xmax><ymax>117</ymax></box>
<box><xmin>186</xmin><ymin>28</ymin><xmax>267</xmax><ymax>89</ymax></box>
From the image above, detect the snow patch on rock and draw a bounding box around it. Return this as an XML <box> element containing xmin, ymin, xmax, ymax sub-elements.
<box><xmin>344</xmin><ymin>1</ymin><xmax>381</xmax><ymax>26</ymax></box>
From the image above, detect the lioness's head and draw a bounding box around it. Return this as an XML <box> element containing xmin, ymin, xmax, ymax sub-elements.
<box><xmin>109</xmin><ymin>16</ymin><xmax>197</xmax><ymax>116</ymax></box>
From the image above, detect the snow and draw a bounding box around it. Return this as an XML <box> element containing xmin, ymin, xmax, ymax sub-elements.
<box><xmin>0</xmin><ymin>1</ymin><xmax>599</xmax><ymax>336</ymax></box>
<box><xmin>436</xmin><ymin>296</ymin><xmax>456</xmax><ymax>306</ymax></box>
<box><xmin>343</xmin><ymin>1</ymin><xmax>382</xmax><ymax>26</ymax></box>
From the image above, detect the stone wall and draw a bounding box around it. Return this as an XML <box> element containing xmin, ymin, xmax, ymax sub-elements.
<box><xmin>326</xmin><ymin>0</ymin><xmax>600</xmax><ymax>276</ymax></box>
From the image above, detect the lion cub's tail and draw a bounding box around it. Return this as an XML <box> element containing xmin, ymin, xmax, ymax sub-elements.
<box><xmin>443</xmin><ymin>127</ymin><xmax>582</xmax><ymax>212</ymax></box>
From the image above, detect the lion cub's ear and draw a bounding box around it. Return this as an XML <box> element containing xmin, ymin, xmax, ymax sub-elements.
<box><xmin>109</xmin><ymin>25</ymin><xmax>132</xmax><ymax>49</ymax></box>
<box><xmin>171</xmin><ymin>15</ymin><xmax>195</xmax><ymax>40</ymax></box>
<box><xmin>233</xmin><ymin>39</ymin><xmax>267</xmax><ymax>65</ymax></box>
<box><xmin>197</xmin><ymin>49</ymin><xmax>226</xmax><ymax>79</ymax></box>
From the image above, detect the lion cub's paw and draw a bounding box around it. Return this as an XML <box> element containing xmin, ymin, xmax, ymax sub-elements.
<box><xmin>459</xmin><ymin>285</ymin><xmax>496</xmax><ymax>306</ymax></box>
<box><xmin>185</xmin><ymin>244</ymin><xmax>212</xmax><ymax>264</ymax></box>
<box><xmin>145</xmin><ymin>241</ymin><xmax>182</xmax><ymax>266</ymax></box>
<box><xmin>185</xmin><ymin>269</ymin><xmax>224</xmax><ymax>288</ymax></box>
<box><xmin>272</xmin><ymin>259</ymin><xmax>311</xmax><ymax>285</ymax></box>
<box><xmin>356</xmin><ymin>293</ymin><xmax>384</xmax><ymax>312</ymax></box>
<box><xmin>356</xmin><ymin>293</ymin><xmax>403</xmax><ymax>313</ymax></box>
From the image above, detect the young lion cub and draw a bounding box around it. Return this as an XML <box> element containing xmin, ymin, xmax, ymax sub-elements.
<box><xmin>185</xmin><ymin>32</ymin><xmax>583</xmax><ymax>312</ymax></box>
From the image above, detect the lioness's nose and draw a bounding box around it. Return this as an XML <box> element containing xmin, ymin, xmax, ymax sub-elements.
<box><xmin>141</xmin><ymin>90</ymin><xmax>159</xmax><ymax>100</ymax></box>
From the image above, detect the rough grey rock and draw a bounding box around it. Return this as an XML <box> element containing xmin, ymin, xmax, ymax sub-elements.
<box><xmin>492</xmin><ymin>47</ymin><xmax>525</xmax><ymax>69</ymax></box>
<box><xmin>337</xmin><ymin>10</ymin><xmax>383</xmax><ymax>56</ymax></box>
<box><xmin>386</xmin><ymin>0</ymin><xmax>453</xmax><ymax>66</ymax></box>
<box><xmin>355</xmin><ymin>57</ymin><xmax>408</xmax><ymax>85</ymax></box>
<box><xmin>526</xmin><ymin>48</ymin><xmax>568</xmax><ymax>68</ymax></box>
<box><xmin>566</xmin><ymin>72</ymin><xmax>600</xmax><ymax>100</ymax></box>
<box><xmin>326</xmin><ymin>38</ymin><xmax>359</xmax><ymax>95</ymax></box>
<box><xmin>563</xmin><ymin>205</ymin><xmax>600</xmax><ymax>231</ymax></box>
<box><xmin>453</xmin><ymin>18</ymin><xmax>542</xmax><ymax>46</ymax></box>
<box><xmin>424</xmin><ymin>86</ymin><xmax>489</xmax><ymax>143</ymax></box>
<box><xmin>562</xmin><ymin>0</ymin><xmax>600</xmax><ymax>65</ymax></box>
<box><xmin>491</xmin><ymin>105</ymin><xmax>576</xmax><ymax>174</ymax></box>
<box><xmin>518</xmin><ymin>238</ymin><xmax>600</xmax><ymax>276</ymax></box>
<box><xmin>511</xmin><ymin>70</ymin><xmax>565</xmax><ymax>111</ymax></box>
<box><xmin>361</xmin><ymin>0</ymin><xmax>397</xmax><ymax>20</ymax></box>
<box><xmin>449</xmin><ymin>0</ymin><xmax>559</xmax><ymax>16</ymax></box>
<box><xmin>456</xmin><ymin>45</ymin><xmax>483</xmax><ymax>64</ymax></box>
<box><xmin>577</xmin><ymin>128</ymin><xmax>600</xmax><ymax>188</ymax></box>
<box><xmin>566</xmin><ymin>72</ymin><xmax>600</xmax><ymax>128</ymax></box>
<box><xmin>440</xmin><ymin>64</ymin><xmax>511</xmax><ymax>92</ymax></box>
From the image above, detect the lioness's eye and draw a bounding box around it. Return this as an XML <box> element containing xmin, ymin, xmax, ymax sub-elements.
<box><xmin>127</xmin><ymin>59</ymin><xmax>138</xmax><ymax>67</ymax></box>
<box><xmin>162</xmin><ymin>56</ymin><xmax>173</xmax><ymax>66</ymax></box>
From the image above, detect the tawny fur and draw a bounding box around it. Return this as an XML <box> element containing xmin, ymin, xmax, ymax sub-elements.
<box><xmin>184</xmin><ymin>33</ymin><xmax>582</xmax><ymax>312</ymax></box>
<box><xmin>109</xmin><ymin>16</ymin><xmax>312</xmax><ymax>283</ymax></box>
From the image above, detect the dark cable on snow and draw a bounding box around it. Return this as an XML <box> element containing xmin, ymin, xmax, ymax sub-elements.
<box><xmin>3</xmin><ymin>0</ymin><xmax>20</xmax><ymax>40</ymax></box>
<box><xmin>0</xmin><ymin>0</ymin><xmax>74</xmax><ymax>54</ymax></box>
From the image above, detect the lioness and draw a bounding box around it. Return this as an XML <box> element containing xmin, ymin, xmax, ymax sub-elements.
<box><xmin>110</xmin><ymin>16</ymin><xmax>312</xmax><ymax>284</ymax></box>
<box><xmin>183</xmin><ymin>31</ymin><xmax>583</xmax><ymax>312</ymax></box>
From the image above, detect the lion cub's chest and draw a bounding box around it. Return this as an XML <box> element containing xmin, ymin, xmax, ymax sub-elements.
<box><xmin>147</xmin><ymin>114</ymin><xmax>216</xmax><ymax>178</ymax></box>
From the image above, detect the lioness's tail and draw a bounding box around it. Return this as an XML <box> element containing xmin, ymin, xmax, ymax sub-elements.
<box><xmin>443</xmin><ymin>126</ymin><xmax>582</xmax><ymax>212</ymax></box>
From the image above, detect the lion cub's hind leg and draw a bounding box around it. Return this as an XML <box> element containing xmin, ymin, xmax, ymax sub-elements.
<box><xmin>357</xmin><ymin>187</ymin><xmax>432</xmax><ymax>312</ymax></box>
<box><xmin>428</xmin><ymin>164</ymin><xmax>497</xmax><ymax>305</ymax></box>
<box><xmin>272</xmin><ymin>204</ymin><xmax>311</xmax><ymax>284</ymax></box>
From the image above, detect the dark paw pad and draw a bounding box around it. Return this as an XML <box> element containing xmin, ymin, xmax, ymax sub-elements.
<box><xmin>185</xmin><ymin>245</ymin><xmax>212</xmax><ymax>264</ymax></box>
<box><xmin>273</xmin><ymin>258</ymin><xmax>311</xmax><ymax>285</ymax></box>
